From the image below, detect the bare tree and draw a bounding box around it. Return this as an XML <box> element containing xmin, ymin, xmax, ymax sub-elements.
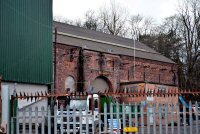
<box><xmin>142</xmin><ymin>17</ymin><xmax>156</xmax><ymax>35</ymax></box>
<box><xmin>129</xmin><ymin>14</ymin><xmax>157</xmax><ymax>40</ymax></box>
<box><xmin>99</xmin><ymin>0</ymin><xmax>129</xmax><ymax>36</ymax></box>
<box><xmin>139</xmin><ymin>0</ymin><xmax>200</xmax><ymax>89</ymax></box>
<box><xmin>83</xmin><ymin>10</ymin><xmax>99</xmax><ymax>30</ymax></box>
<box><xmin>129</xmin><ymin>14</ymin><xmax>143</xmax><ymax>39</ymax></box>
<box><xmin>177</xmin><ymin>0</ymin><xmax>200</xmax><ymax>88</ymax></box>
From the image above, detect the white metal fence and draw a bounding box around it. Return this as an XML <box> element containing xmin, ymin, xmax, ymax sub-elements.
<box><xmin>11</xmin><ymin>102</ymin><xmax>200</xmax><ymax>134</ymax></box>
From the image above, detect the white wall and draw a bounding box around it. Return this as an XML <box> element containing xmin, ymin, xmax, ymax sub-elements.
<box><xmin>2</xmin><ymin>82</ymin><xmax>48</xmax><ymax>110</ymax></box>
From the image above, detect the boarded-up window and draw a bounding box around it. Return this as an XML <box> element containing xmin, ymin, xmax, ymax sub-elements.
<box><xmin>65</xmin><ymin>76</ymin><xmax>75</xmax><ymax>92</ymax></box>
<box><xmin>92</xmin><ymin>77</ymin><xmax>110</xmax><ymax>93</ymax></box>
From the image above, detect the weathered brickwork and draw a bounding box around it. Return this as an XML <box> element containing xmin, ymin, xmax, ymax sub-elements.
<box><xmin>55</xmin><ymin>43</ymin><xmax>178</xmax><ymax>97</ymax></box>
<box><xmin>55</xmin><ymin>44</ymin><xmax>80</xmax><ymax>93</ymax></box>
<box><xmin>83</xmin><ymin>50</ymin><xmax>121</xmax><ymax>92</ymax></box>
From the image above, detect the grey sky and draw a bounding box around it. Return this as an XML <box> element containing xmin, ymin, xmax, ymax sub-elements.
<box><xmin>53</xmin><ymin>0</ymin><xmax>179</xmax><ymax>24</ymax></box>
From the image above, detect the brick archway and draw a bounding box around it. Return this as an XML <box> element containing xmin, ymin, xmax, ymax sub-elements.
<box><xmin>91</xmin><ymin>76</ymin><xmax>113</xmax><ymax>93</ymax></box>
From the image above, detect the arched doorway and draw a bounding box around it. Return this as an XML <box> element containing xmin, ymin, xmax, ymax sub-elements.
<box><xmin>65</xmin><ymin>76</ymin><xmax>75</xmax><ymax>92</ymax></box>
<box><xmin>91</xmin><ymin>76</ymin><xmax>112</xmax><ymax>93</ymax></box>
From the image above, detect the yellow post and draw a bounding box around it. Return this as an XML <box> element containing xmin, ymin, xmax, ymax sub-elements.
<box><xmin>123</xmin><ymin>127</ymin><xmax>138</xmax><ymax>133</ymax></box>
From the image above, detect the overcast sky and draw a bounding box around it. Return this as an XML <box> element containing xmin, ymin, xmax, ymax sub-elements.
<box><xmin>53</xmin><ymin>0</ymin><xmax>179</xmax><ymax>24</ymax></box>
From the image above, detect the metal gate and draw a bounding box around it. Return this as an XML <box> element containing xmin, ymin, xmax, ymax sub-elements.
<box><xmin>11</xmin><ymin>102</ymin><xmax>200</xmax><ymax>134</ymax></box>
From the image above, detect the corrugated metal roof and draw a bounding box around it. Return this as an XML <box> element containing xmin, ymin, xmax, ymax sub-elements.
<box><xmin>0</xmin><ymin>0</ymin><xmax>53</xmax><ymax>84</ymax></box>
<box><xmin>54</xmin><ymin>21</ymin><xmax>175</xmax><ymax>64</ymax></box>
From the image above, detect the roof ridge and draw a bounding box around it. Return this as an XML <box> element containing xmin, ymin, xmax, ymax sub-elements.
<box><xmin>54</xmin><ymin>21</ymin><xmax>158</xmax><ymax>53</ymax></box>
<box><xmin>53</xmin><ymin>21</ymin><xmax>175</xmax><ymax>64</ymax></box>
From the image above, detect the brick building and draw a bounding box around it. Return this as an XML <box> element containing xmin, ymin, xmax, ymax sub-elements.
<box><xmin>54</xmin><ymin>21</ymin><xmax>178</xmax><ymax>104</ymax></box>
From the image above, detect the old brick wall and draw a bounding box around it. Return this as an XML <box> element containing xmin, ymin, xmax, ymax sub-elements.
<box><xmin>55</xmin><ymin>43</ymin><xmax>178</xmax><ymax>94</ymax></box>
<box><xmin>120</xmin><ymin>56</ymin><xmax>178</xmax><ymax>85</ymax></box>
<box><xmin>55</xmin><ymin>44</ymin><xmax>121</xmax><ymax>93</ymax></box>
<box><xmin>83</xmin><ymin>50</ymin><xmax>120</xmax><ymax>92</ymax></box>
<box><xmin>55</xmin><ymin>44</ymin><xmax>80</xmax><ymax>93</ymax></box>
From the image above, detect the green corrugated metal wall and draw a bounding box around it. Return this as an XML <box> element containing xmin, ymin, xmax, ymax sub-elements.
<box><xmin>0</xmin><ymin>0</ymin><xmax>53</xmax><ymax>84</ymax></box>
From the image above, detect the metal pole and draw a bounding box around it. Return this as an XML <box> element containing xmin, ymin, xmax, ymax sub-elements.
<box><xmin>35</xmin><ymin>107</ymin><xmax>38</xmax><ymax>134</ymax></box>
<box><xmin>171</xmin><ymin>104</ymin><xmax>174</xmax><ymax>134</ymax></box>
<box><xmin>51</xmin><ymin>27</ymin><xmax>57</xmax><ymax>134</ymax></box>
<box><xmin>60</xmin><ymin>106</ymin><xmax>63</xmax><ymax>134</ymax></box>
<box><xmin>116</xmin><ymin>102</ymin><xmax>120</xmax><ymax>134</ymax></box>
<box><xmin>183</xmin><ymin>104</ymin><xmax>186</xmax><ymax>134</ymax></box>
<box><xmin>177</xmin><ymin>103</ymin><xmax>180</xmax><ymax>134</ymax></box>
<box><xmin>134</xmin><ymin>37</ymin><xmax>136</xmax><ymax>79</ymax></box>
<box><xmin>153</xmin><ymin>103</ymin><xmax>156</xmax><ymax>134</ymax></box>
<box><xmin>54</xmin><ymin>106</ymin><xmax>57</xmax><ymax>134</ymax></box>
<box><xmin>22</xmin><ymin>109</ymin><xmax>26</xmax><ymax>134</ymax></box>
<box><xmin>141</xmin><ymin>104</ymin><xmax>144</xmax><ymax>134</ymax></box>
<box><xmin>189</xmin><ymin>102</ymin><xmax>193</xmax><ymax>134</ymax></box>
<box><xmin>79</xmin><ymin>109</ymin><xmax>83</xmax><ymax>134</ymax></box>
<box><xmin>159</xmin><ymin>104</ymin><xmax>162</xmax><ymax>134</ymax></box>
<box><xmin>195</xmin><ymin>101</ymin><xmax>199</xmax><ymax>134</ymax></box>
<box><xmin>104</xmin><ymin>103</ymin><xmax>107</xmax><ymax>133</ymax></box>
<box><xmin>147</xmin><ymin>104</ymin><xmax>150</xmax><ymax>134</ymax></box>
<box><xmin>41</xmin><ymin>107</ymin><xmax>45</xmax><ymax>134</ymax></box>
<box><xmin>29</xmin><ymin>107</ymin><xmax>32</xmax><ymax>134</ymax></box>
<box><xmin>135</xmin><ymin>103</ymin><xmax>138</xmax><ymax>134</ymax></box>
<box><xmin>165</xmin><ymin>104</ymin><xmax>168</xmax><ymax>134</ymax></box>
<box><xmin>110</xmin><ymin>103</ymin><xmax>113</xmax><ymax>133</ymax></box>
<box><xmin>47</xmin><ymin>106</ymin><xmax>51</xmax><ymax>134</ymax></box>
<box><xmin>122</xmin><ymin>103</ymin><xmax>126</xmax><ymax>134</ymax></box>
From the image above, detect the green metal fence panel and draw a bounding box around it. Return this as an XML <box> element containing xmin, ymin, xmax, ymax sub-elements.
<box><xmin>0</xmin><ymin>0</ymin><xmax>53</xmax><ymax>84</ymax></box>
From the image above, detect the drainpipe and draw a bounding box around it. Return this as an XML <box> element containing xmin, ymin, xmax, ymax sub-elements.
<box><xmin>51</xmin><ymin>27</ymin><xmax>57</xmax><ymax>131</ymax></box>
<box><xmin>171</xmin><ymin>64</ymin><xmax>176</xmax><ymax>86</ymax></box>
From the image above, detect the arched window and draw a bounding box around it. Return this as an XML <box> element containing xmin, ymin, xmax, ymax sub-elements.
<box><xmin>65</xmin><ymin>76</ymin><xmax>75</xmax><ymax>92</ymax></box>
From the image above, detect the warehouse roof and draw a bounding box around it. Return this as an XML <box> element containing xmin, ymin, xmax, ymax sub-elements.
<box><xmin>54</xmin><ymin>21</ymin><xmax>175</xmax><ymax>64</ymax></box>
